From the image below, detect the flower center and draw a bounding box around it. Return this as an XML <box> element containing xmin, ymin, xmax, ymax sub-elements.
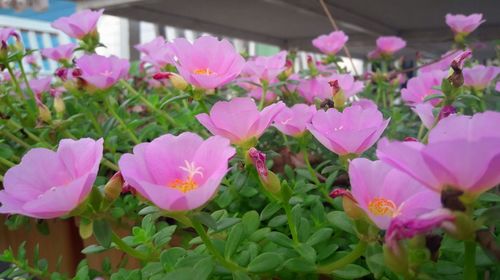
<box><xmin>168</xmin><ymin>160</ymin><xmax>203</xmax><ymax>193</ymax></box>
<box><xmin>193</xmin><ymin>68</ymin><xmax>215</xmax><ymax>75</ymax></box>
<box><xmin>368</xmin><ymin>197</ymin><xmax>397</xmax><ymax>217</ymax></box>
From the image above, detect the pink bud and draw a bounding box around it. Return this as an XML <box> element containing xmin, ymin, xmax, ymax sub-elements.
<box><xmin>248</xmin><ymin>147</ymin><xmax>268</xmax><ymax>180</ymax></box>
<box><xmin>153</xmin><ymin>72</ymin><xmax>172</xmax><ymax>80</ymax></box>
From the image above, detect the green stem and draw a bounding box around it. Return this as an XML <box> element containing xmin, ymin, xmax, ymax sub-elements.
<box><xmin>104</xmin><ymin>96</ymin><xmax>140</xmax><ymax>144</ymax></box>
<box><xmin>5</xmin><ymin>64</ymin><xmax>24</xmax><ymax>100</ymax></box>
<box><xmin>190</xmin><ymin>217</ymin><xmax>245</xmax><ymax>272</ymax></box>
<box><xmin>102</xmin><ymin>158</ymin><xmax>119</xmax><ymax>171</ymax></box>
<box><xmin>258</xmin><ymin>84</ymin><xmax>268</xmax><ymax>110</ymax></box>
<box><xmin>120</xmin><ymin>80</ymin><xmax>176</xmax><ymax>126</ymax></box>
<box><xmin>0</xmin><ymin>156</ymin><xmax>16</xmax><ymax>167</ymax></box>
<box><xmin>1</xmin><ymin>130</ymin><xmax>30</xmax><ymax>148</ymax></box>
<box><xmin>282</xmin><ymin>202</ymin><xmax>299</xmax><ymax>244</ymax></box>
<box><xmin>316</xmin><ymin>241</ymin><xmax>367</xmax><ymax>274</ymax></box>
<box><xmin>464</xmin><ymin>241</ymin><xmax>477</xmax><ymax>280</ymax></box>
<box><xmin>111</xmin><ymin>232</ymin><xmax>148</xmax><ymax>261</ymax></box>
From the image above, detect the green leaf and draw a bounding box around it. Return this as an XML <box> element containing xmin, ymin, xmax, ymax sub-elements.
<box><xmin>295</xmin><ymin>243</ymin><xmax>316</xmax><ymax>263</ymax></box>
<box><xmin>247</xmin><ymin>252</ymin><xmax>283</xmax><ymax>273</ymax></box>
<box><xmin>161</xmin><ymin>247</ymin><xmax>186</xmax><ymax>271</ymax></box>
<box><xmin>267</xmin><ymin>232</ymin><xmax>294</xmax><ymax>248</ymax></box>
<box><xmin>138</xmin><ymin>205</ymin><xmax>160</xmax><ymax>215</ymax></box>
<box><xmin>192</xmin><ymin>257</ymin><xmax>214</xmax><ymax>280</ymax></box>
<box><xmin>192</xmin><ymin>212</ymin><xmax>217</xmax><ymax>230</ymax></box>
<box><xmin>423</xmin><ymin>93</ymin><xmax>444</xmax><ymax>102</ymax></box>
<box><xmin>232</xmin><ymin>271</ymin><xmax>252</xmax><ymax>280</ymax></box>
<box><xmin>81</xmin><ymin>245</ymin><xmax>107</xmax><ymax>254</ymax></box>
<box><xmin>249</xmin><ymin>227</ymin><xmax>271</xmax><ymax>242</ymax></box>
<box><xmin>327</xmin><ymin>211</ymin><xmax>354</xmax><ymax>234</ymax></box>
<box><xmin>284</xmin><ymin>257</ymin><xmax>316</xmax><ymax>273</ymax></box>
<box><xmin>93</xmin><ymin>220</ymin><xmax>112</xmax><ymax>248</ymax></box>
<box><xmin>241</xmin><ymin>210</ymin><xmax>260</xmax><ymax>236</ymax></box>
<box><xmin>215</xmin><ymin>217</ymin><xmax>241</xmax><ymax>232</ymax></box>
<box><xmin>306</xmin><ymin>228</ymin><xmax>333</xmax><ymax>246</ymax></box>
<box><xmin>260</xmin><ymin>202</ymin><xmax>281</xmax><ymax>221</ymax></box>
<box><xmin>225</xmin><ymin>223</ymin><xmax>245</xmax><ymax>259</ymax></box>
<box><xmin>154</xmin><ymin>225</ymin><xmax>177</xmax><ymax>246</ymax></box>
<box><xmin>79</xmin><ymin>218</ymin><xmax>93</xmax><ymax>239</ymax></box>
<box><xmin>268</xmin><ymin>214</ymin><xmax>287</xmax><ymax>227</ymax></box>
<box><xmin>142</xmin><ymin>262</ymin><xmax>163</xmax><ymax>279</ymax></box>
<box><xmin>331</xmin><ymin>264</ymin><xmax>370</xmax><ymax>279</ymax></box>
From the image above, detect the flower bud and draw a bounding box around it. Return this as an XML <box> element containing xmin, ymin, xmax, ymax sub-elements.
<box><xmin>104</xmin><ymin>172</ymin><xmax>124</xmax><ymax>201</ymax></box>
<box><xmin>38</xmin><ymin>103</ymin><xmax>52</xmax><ymax>123</ymax></box>
<box><xmin>248</xmin><ymin>147</ymin><xmax>281</xmax><ymax>193</ymax></box>
<box><xmin>330</xmin><ymin>188</ymin><xmax>366</xmax><ymax>220</ymax></box>
<box><xmin>437</xmin><ymin>105</ymin><xmax>456</xmax><ymax>121</ymax></box>
<box><xmin>170</xmin><ymin>73</ymin><xmax>188</xmax><ymax>90</ymax></box>
<box><xmin>54</xmin><ymin>96</ymin><xmax>65</xmax><ymax>116</ymax></box>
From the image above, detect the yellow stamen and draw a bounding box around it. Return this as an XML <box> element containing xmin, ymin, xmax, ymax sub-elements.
<box><xmin>193</xmin><ymin>68</ymin><xmax>214</xmax><ymax>75</ymax></box>
<box><xmin>368</xmin><ymin>197</ymin><xmax>397</xmax><ymax>217</ymax></box>
<box><xmin>169</xmin><ymin>178</ymin><xmax>198</xmax><ymax>193</ymax></box>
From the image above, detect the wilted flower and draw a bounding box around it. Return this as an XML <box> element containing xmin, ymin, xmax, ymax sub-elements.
<box><xmin>312</xmin><ymin>31</ymin><xmax>348</xmax><ymax>55</ymax></box>
<box><xmin>463</xmin><ymin>65</ymin><xmax>500</xmax><ymax>90</ymax></box>
<box><xmin>242</xmin><ymin>51</ymin><xmax>288</xmax><ymax>82</ymax></box>
<box><xmin>119</xmin><ymin>133</ymin><xmax>235</xmax><ymax>211</ymax></box>
<box><xmin>349</xmin><ymin>158</ymin><xmax>442</xmax><ymax>230</ymax></box>
<box><xmin>51</xmin><ymin>9</ymin><xmax>104</xmax><ymax>39</ymax></box>
<box><xmin>135</xmin><ymin>37</ymin><xmax>175</xmax><ymax>69</ymax></box>
<box><xmin>420</xmin><ymin>49</ymin><xmax>471</xmax><ymax>73</ymax></box>
<box><xmin>41</xmin><ymin>43</ymin><xmax>77</xmax><ymax>62</ymax></box>
<box><xmin>401</xmin><ymin>70</ymin><xmax>448</xmax><ymax>106</ymax></box>
<box><xmin>196</xmin><ymin>97</ymin><xmax>285</xmax><ymax>145</ymax></box>
<box><xmin>445</xmin><ymin>13</ymin><xmax>485</xmax><ymax>36</ymax></box>
<box><xmin>75</xmin><ymin>54</ymin><xmax>130</xmax><ymax>89</ymax></box>
<box><xmin>307</xmin><ymin>105</ymin><xmax>389</xmax><ymax>156</ymax></box>
<box><xmin>377</xmin><ymin>111</ymin><xmax>500</xmax><ymax>197</ymax></box>
<box><xmin>273</xmin><ymin>104</ymin><xmax>316</xmax><ymax>137</ymax></box>
<box><xmin>0</xmin><ymin>138</ymin><xmax>103</xmax><ymax>218</ymax></box>
<box><xmin>171</xmin><ymin>36</ymin><xmax>245</xmax><ymax>89</ymax></box>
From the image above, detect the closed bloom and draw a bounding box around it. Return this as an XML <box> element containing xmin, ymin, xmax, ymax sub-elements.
<box><xmin>0</xmin><ymin>138</ymin><xmax>103</xmax><ymax>219</ymax></box>
<box><xmin>273</xmin><ymin>104</ymin><xmax>316</xmax><ymax>137</ymax></box>
<box><xmin>41</xmin><ymin>43</ymin><xmax>77</xmax><ymax>62</ymax></box>
<box><xmin>171</xmin><ymin>36</ymin><xmax>245</xmax><ymax>89</ymax></box>
<box><xmin>377</xmin><ymin>111</ymin><xmax>500</xmax><ymax>196</ymax></box>
<box><xmin>196</xmin><ymin>97</ymin><xmax>285</xmax><ymax>145</ymax></box>
<box><xmin>376</xmin><ymin>36</ymin><xmax>406</xmax><ymax>55</ymax></box>
<box><xmin>463</xmin><ymin>65</ymin><xmax>500</xmax><ymax>90</ymax></box>
<box><xmin>119</xmin><ymin>133</ymin><xmax>235</xmax><ymax>211</ymax></box>
<box><xmin>51</xmin><ymin>9</ymin><xmax>104</xmax><ymax>39</ymax></box>
<box><xmin>349</xmin><ymin>158</ymin><xmax>442</xmax><ymax>229</ymax></box>
<box><xmin>312</xmin><ymin>31</ymin><xmax>348</xmax><ymax>55</ymax></box>
<box><xmin>329</xmin><ymin>73</ymin><xmax>364</xmax><ymax>101</ymax></box>
<box><xmin>242</xmin><ymin>51</ymin><xmax>287</xmax><ymax>82</ymax></box>
<box><xmin>420</xmin><ymin>49</ymin><xmax>471</xmax><ymax>73</ymax></box>
<box><xmin>0</xmin><ymin>27</ymin><xmax>19</xmax><ymax>44</ymax></box>
<box><xmin>401</xmin><ymin>70</ymin><xmax>448</xmax><ymax>106</ymax></box>
<box><xmin>445</xmin><ymin>13</ymin><xmax>485</xmax><ymax>35</ymax></box>
<box><xmin>307</xmin><ymin>105</ymin><xmax>389</xmax><ymax>156</ymax></box>
<box><xmin>75</xmin><ymin>54</ymin><xmax>130</xmax><ymax>89</ymax></box>
<box><xmin>135</xmin><ymin>37</ymin><xmax>175</xmax><ymax>69</ymax></box>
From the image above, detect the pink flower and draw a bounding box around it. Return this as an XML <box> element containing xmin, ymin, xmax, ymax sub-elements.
<box><xmin>312</xmin><ymin>31</ymin><xmax>348</xmax><ymax>55</ymax></box>
<box><xmin>376</xmin><ymin>36</ymin><xmax>406</xmax><ymax>55</ymax></box>
<box><xmin>247</xmin><ymin>87</ymin><xmax>278</xmax><ymax>102</ymax></box>
<box><xmin>445</xmin><ymin>13</ymin><xmax>485</xmax><ymax>35</ymax></box>
<box><xmin>412</xmin><ymin>103</ymin><xmax>435</xmax><ymax>129</ymax></box>
<box><xmin>0</xmin><ymin>138</ymin><xmax>103</xmax><ymax>219</ymax></box>
<box><xmin>135</xmin><ymin>37</ymin><xmax>175</xmax><ymax>69</ymax></box>
<box><xmin>351</xmin><ymin>98</ymin><xmax>378</xmax><ymax>110</ymax></box>
<box><xmin>307</xmin><ymin>105</ymin><xmax>389</xmax><ymax>156</ymax></box>
<box><xmin>41</xmin><ymin>43</ymin><xmax>77</xmax><ymax>62</ymax></box>
<box><xmin>297</xmin><ymin>75</ymin><xmax>332</xmax><ymax>103</ymax></box>
<box><xmin>273</xmin><ymin>104</ymin><xmax>316</xmax><ymax>137</ymax></box>
<box><xmin>385</xmin><ymin>208</ymin><xmax>455</xmax><ymax>254</ymax></box>
<box><xmin>24</xmin><ymin>54</ymin><xmax>37</xmax><ymax>65</ymax></box>
<box><xmin>118</xmin><ymin>133</ymin><xmax>235</xmax><ymax>211</ymax></box>
<box><xmin>0</xmin><ymin>27</ymin><xmax>19</xmax><ymax>44</ymax></box>
<box><xmin>196</xmin><ymin>97</ymin><xmax>285</xmax><ymax>145</ymax></box>
<box><xmin>51</xmin><ymin>9</ymin><xmax>103</xmax><ymax>39</ymax></box>
<box><xmin>329</xmin><ymin>73</ymin><xmax>364</xmax><ymax>98</ymax></box>
<box><xmin>377</xmin><ymin>111</ymin><xmax>500</xmax><ymax>196</ymax></box>
<box><xmin>75</xmin><ymin>54</ymin><xmax>130</xmax><ymax>89</ymax></box>
<box><xmin>496</xmin><ymin>82</ymin><xmax>500</xmax><ymax>92</ymax></box>
<box><xmin>27</xmin><ymin>76</ymin><xmax>52</xmax><ymax>99</ymax></box>
<box><xmin>171</xmin><ymin>36</ymin><xmax>245</xmax><ymax>89</ymax></box>
<box><xmin>349</xmin><ymin>158</ymin><xmax>441</xmax><ymax>229</ymax></box>
<box><xmin>401</xmin><ymin>70</ymin><xmax>448</xmax><ymax>106</ymax></box>
<box><xmin>463</xmin><ymin>65</ymin><xmax>500</xmax><ymax>90</ymax></box>
<box><xmin>242</xmin><ymin>51</ymin><xmax>287</xmax><ymax>82</ymax></box>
